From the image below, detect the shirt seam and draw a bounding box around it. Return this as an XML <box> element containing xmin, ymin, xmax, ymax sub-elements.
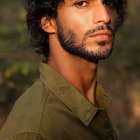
<box><xmin>8</xmin><ymin>132</ymin><xmax>49</xmax><ymax>140</ymax></box>
<box><xmin>35</xmin><ymin>84</ymin><xmax>50</xmax><ymax>134</ymax></box>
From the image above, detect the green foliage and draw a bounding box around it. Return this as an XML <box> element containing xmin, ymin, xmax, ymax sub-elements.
<box><xmin>114</xmin><ymin>121</ymin><xmax>123</xmax><ymax>129</ymax></box>
<box><xmin>0</xmin><ymin>0</ymin><xmax>41</xmax><ymax>105</ymax></box>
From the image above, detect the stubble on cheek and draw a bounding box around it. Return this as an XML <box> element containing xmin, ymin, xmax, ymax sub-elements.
<box><xmin>56</xmin><ymin>17</ymin><xmax>116</xmax><ymax>63</ymax></box>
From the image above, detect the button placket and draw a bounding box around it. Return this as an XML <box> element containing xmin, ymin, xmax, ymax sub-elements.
<box><xmin>104</xmin><ymin>121</ymin><xmax>110</xmax><ymax>129</ymax></box>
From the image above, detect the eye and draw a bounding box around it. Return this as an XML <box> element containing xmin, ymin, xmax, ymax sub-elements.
<box><xmin>103</xmin><ymin>1</ymin><xmax>116</xmax><ymax>7</ymax></box>
<box><xmin>75</xmin><ymin>1</ymin><xmax>89</xmax><ymax>8</ymax></box>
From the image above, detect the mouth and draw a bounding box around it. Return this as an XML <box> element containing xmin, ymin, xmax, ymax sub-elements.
<box><xmin>89</xmin><ymin>30</ymin><xmax>113</xmax><ymax>41</ymax></box>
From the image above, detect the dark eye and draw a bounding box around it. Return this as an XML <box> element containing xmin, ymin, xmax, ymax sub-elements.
<box><xmin>75</xmin><ymin>1</ymin><xmax>89</xmax><ymax>8</ymax></box>
<box><xmin>103</xmin><ymin>1</ymin><xmax>116</xmax><ymax>7</ymax></box>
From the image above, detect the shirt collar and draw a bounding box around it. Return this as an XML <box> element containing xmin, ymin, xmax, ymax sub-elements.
<box><xmin>39</xmin><ymin>61</ymin><xmax>112</xmax><ymax>126</ymax></box>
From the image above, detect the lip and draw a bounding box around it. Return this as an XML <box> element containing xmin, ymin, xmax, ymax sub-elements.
<box><xmin>89</xmin><ymin>30</ymin><xmax>113</xmax><ymax>37</ymax></box>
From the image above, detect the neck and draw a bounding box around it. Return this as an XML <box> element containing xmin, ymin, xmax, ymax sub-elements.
<box><xmin>47</xmin><ymin>34</ymin><xmax>98</xmax><ymax>106</ymax></box>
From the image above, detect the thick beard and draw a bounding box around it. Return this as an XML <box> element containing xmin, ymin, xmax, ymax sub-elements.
<box><xmin>56</xmin><ymin>18</ymin><xmax>115</xmax><ymax>63</ymax></box>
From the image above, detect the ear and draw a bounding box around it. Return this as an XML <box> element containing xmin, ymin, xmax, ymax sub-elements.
<box><xmin>40</xmin><ymin>17</ymin><xmax>56</xmax><ymax>33</ymax></box>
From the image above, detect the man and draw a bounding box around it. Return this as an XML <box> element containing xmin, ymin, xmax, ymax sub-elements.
<box><xmin>0</xmin><ymin>0</ymin><xmax>127</xmax><ymax>139</ymax></box>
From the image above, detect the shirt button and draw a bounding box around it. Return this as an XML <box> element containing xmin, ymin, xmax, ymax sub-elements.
<box><xmin>104</xmin><ymin>122</ymin><xmax>110</xmax><ymax>129</ymax></box>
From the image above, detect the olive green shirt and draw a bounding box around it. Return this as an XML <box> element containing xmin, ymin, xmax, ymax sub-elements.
<box><xmin>0</xmin><ymin>62</ymin><xmax>117</xmax><ymax>140</ymax></box>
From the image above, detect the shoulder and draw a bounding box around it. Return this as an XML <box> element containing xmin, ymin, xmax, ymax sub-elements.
<box><xmin>0</xmin><ymin>79</ymin><xmax>51</xmax><ymax>140</ymax></box>
<box><xmin>0</xmin><ymin>78</ymin><xmax>73</xmax><ymax>140</ymax></box>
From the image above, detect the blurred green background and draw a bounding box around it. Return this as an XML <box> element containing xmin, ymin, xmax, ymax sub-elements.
<box><xmin>0</xmin><ymin>0</ymin><xmax>140</xmax><ymax>139</ymax></box>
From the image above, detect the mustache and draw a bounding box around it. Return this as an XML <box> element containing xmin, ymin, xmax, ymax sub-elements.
<box><xmin>83</xmin><ymin>25</ymin><xmax>115</xmax><ymax>40</ymax></box>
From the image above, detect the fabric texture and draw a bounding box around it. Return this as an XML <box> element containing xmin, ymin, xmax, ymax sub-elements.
<box><xmin>0</xmin><ymin>62</ymin><xmax>117</xmax><ymax>140</ymax></box>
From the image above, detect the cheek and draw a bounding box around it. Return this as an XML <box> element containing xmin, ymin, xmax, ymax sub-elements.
<box><xmin>58</xmin><ymin>8</ymin><xmax>90</xmax><ymax>35</ymax></box>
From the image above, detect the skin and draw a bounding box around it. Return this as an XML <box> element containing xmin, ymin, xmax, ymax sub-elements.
<box><xmin>41</xmin><ymin>0</ymin><xmax>118</xmax><ymax>106</ymax></box>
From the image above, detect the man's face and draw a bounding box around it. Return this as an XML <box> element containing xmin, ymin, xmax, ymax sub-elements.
<box><xmin>56</xmin><ymin>0</ymin><xmax>118</xmax><ymax>62</ymax></box>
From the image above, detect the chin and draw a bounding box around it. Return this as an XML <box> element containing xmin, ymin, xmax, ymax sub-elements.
<box><xmin>82</xmin><ymin>42</ymin><xmax>114</xmax><ymax>62</ymax></box>
<box><xmin>97</xmin><ymin>40</ymin><xmax>110</xmax><ymax>46</ymax></box>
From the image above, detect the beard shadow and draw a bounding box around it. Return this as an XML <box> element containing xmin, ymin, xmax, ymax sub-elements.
<box><xmin>56</xmin><ymin>18</ymin><xmax>115</xmax><ymax>63</ymax></box>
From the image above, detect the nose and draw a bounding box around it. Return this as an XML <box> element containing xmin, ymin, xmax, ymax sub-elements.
<box><xmin>93</xmin><ymin>3</ymin><xmax>111</xmax><ymax>24</ymax></box>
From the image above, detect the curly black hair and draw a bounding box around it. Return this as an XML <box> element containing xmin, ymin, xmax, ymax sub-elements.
<box><xmin>26</xmin><ymin>0</ymin><xmax>127</xmax><ymax>58</ymax></box>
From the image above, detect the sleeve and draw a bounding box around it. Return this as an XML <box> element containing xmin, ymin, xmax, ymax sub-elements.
<box><xmin>9</xmin><ymin>133</ymin><xmax>46</xmax><ymax>140</ymax></box>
